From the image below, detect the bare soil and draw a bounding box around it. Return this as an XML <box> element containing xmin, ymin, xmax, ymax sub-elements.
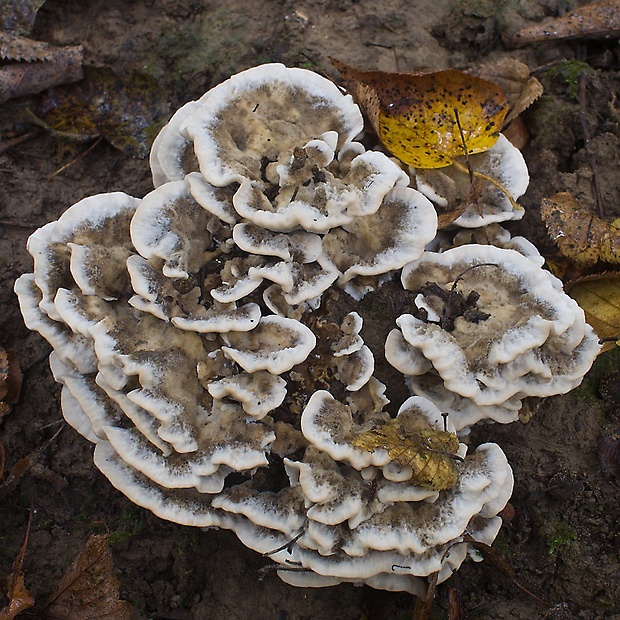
<box><xmin>1</xmin><ymin>1</ymin><xmax>619</xmax><ymax>619</ymax></box>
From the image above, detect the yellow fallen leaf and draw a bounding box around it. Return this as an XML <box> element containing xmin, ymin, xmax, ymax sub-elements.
<box><xmin>569</xmin><ymin>274</ymin><xmax>620</xmax><ymax>351</ymax></box>
<box><xmin>352</xmin><ymin>419</ymin><xmax>460</xmax><ymax>490</ymax></box>
<box><xmin>331</xmin><ymin>58</ymin><xmax>508</xmax><ymax>169</ymax></box>
<box><xmin>541</xmin><ymin>192</ymin><xmax>620</xmax><ymax>267</ymax></box>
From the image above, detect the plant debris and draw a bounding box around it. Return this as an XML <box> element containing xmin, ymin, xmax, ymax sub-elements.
<box><xmin>597</xmin><ymin>432</ymin><xmax>620</xmax><ymax>480</ymax></box>
<box><xmin>330</xmin><ymin>58</ymin><xmax>509</xmax><ymax>169</ymax></box>
<box><xmin>0</xmin><ymin>510</ymin><xmax>34</xmax><ymax>620</ymax></box>
<box><xmin>43</xmin><ymin>534</ymin><xmax>135</xmax><ymax>620</ymax></box>
<box><xmin>0</xmin><ymin>347</ymin><xmax>21</xmax><ymax>419</ymax></box>
<box><xmin>541</xmin><ymin>192</ymin><xmax>620</xmax><ymax>268</ymax></box>
<box><xmin>473</xmin><ymin>58</ymin><xmax>544</xmax><ymax>126</ymax></box>
<box><xmin>32</xmin><ymin>66</ymin><xmax>169</xmax><ymax>158</ymax></box>
<box><xmin>568</xmin><ymin>274</ymin><xmax>620</xmax><ymax>350</ymax></box>
<box><xmin>504</xmin><ymin>0</ymin><xmax>620</xmax><ymax>47</ymax></box>
<box><xmin>352</xmin><ymin>419</ymin><xmax>461</xmax><ymax>490</ymax></box>
<box><xmin>0</xmin><ymin>33</ymin><xmax>83</xmax><ymax>104</ymax></box>
<box><xmin>0</xmin><ymin>0</ymin><xmax>46</xmax><ymax>35</ymax></box>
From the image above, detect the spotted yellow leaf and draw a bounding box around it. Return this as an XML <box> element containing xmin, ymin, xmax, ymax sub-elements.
<box><xmin>352</xmin><ymin>419</ymin><xmax>460</xmax><ymax>490</ymax></box>
<box><xmin>331</xmin><ymin>58</ymin><xmax>509</xmax><ymax>169</ymax></box>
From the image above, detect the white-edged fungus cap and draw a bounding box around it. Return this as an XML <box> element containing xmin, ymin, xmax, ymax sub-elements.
<box><xmin>386</xmin><ymin>244</ymin><xmax>601</xmax><ymax>428</ymax></box>
<box><xmin>180</xmin><ymin>63</ymin><xmax>365</xmax><ymax>186</ymax></box>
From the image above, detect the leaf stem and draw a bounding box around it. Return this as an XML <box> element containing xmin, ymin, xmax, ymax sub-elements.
<box><xmin>452</xmin><ymin>159</ymin><xmax>523</xmax><ymax>212</ymax></box>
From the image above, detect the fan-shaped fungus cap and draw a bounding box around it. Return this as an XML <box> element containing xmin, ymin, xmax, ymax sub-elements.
<box><xmin>386</xmin><ymin>244</ymin><xmax>601</xmax><ymax>429</ymax></box>
<box><xmin>319</xmin><ymin>186</ymin><xmax>438</xmax><ymax>288</ymax></box>
<box><xmin>180</xmin><ymin>63</ymin><xmax>364</xmax><ymax>187</ymax></box>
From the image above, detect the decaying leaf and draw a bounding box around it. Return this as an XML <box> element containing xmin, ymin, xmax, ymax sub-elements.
<box><xmin>0</xmin><ymin>347</ymin><xmax>23</xmax><ymax>420</ymax></box>
<box><xmin>0</xmin><ymin>426</ymin><xmax>62</xmax><ymax>495</ymax></box>
<box><xmin>597</xmin><ymin>432</ymin><xmax>620</xmax><ymax>479</ymax></box>
<box><xmin>505</xmin><ymin>0</ymin><xmax>620</xmax><ymax>47</ymax></box>
<box><xmin>474</xmin><ymin>58</ymin><xmax>544</xmax><ymax>125</ymax></box>
<box><xmin>331</xmin><ymin>58</ymin><xmax>509</xmax><ymax>169</ymax></box>
<box><xmin>541</xmin><ymin>193</ymin><xmax>620</xmax><ymax>267</ymax></box>
<box><xmin>0</xmin><ymin>33</ymin><xmax>83</xmax><ymax>105</ymax></box>
<box><xmin>0</xmin><ymin>511</ymin><xmax>34</xmax><ymax>620</ymax></box>
<box><xmin>0</xmin><ymin>0</ymin><xmax>46</xmax><ymax>36</ymax></box>
<box><xmin>568</xmin><ymin>274</ymin><xmax>620</xmax><ymax>351</ymax></box>
<box><xmin>35</xmin><ymin>66</ymin><xmax>169</xmax><ymax>158</ymax></box>
<box><xmin>352</xmin><ymin>418</ymin><xmax>460</xmax><ymax>490</ymax></box>
<box><xmin>44</xmin><ymin>534</ymin><xmax>135</xmax><ymax>620</ymax></box>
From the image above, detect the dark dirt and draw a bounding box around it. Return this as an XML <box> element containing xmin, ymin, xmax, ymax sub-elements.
<box><xmin>1</xmin><ymin>1</ymin><xmax>620</xmax><ymax>619</ymax></box>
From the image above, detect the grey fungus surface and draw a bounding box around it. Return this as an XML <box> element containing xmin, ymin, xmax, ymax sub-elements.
<box><xmin>13</xmin><ymin>62</ymin><xmax>598</xmax><ymax>598</ymax></box>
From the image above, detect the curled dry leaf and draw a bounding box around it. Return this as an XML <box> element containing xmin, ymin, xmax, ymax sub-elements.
<box><xmin>0</xmin><ymin>347</ymin><xmax>23</xmax><ymax>420</ymax></box>
<box><xmin>473</xmin><ymin>58</ymin><xmax>544</xmax><ymax>125</ymax></box>
<box><xmin>36</xmin><ymin>66</ymin><xmax>169</xmax><ymax>158</ymax></box>
<box><xmin>0</xmin><ymin>512</ymin><xmax>34</xmax><ymax>620</ymax></box>
<box><xmin>0</xmin><ymin>33</ymin><xmax>83</xmax><ymax>105</ymax></box>
<box><xmin>541</xmin><ymin>192</ymin><xmax>620</xmax><ymax>267</ymax></box>
<box><xmin>504</xmin><ymin>0</ymin><xmax>620</xmax><ymax>47</ymax></box>
<box><xmin>44</xmin><ymin>534</ymin><xmax>135</xmax><ymax>620</ymax></box>
<box><xmin>0</xmin><ymin>0</ymin><xmax>46</xmax><ymax>35</ymax></box>
<box><xmin>331</xmin><ymin>58</ymin><xmax>508</xmax><ymax>169</ymax></box>
<box><xmin>351</xmin><ymin>419</ymin><xmax>460</xmax><ymax>490</ymax></box>
<box><xmin>568</xmin><ymin>274</ymin><xmax>620</xmax><ymax>351</ymax></box>
<box><xmin>597</xmin><ymin>432</ymin><xmax>620</xmax><ymax>479</ymax></box>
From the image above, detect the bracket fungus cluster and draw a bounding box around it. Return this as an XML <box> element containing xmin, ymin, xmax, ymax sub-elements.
<box><xmin>15</xmin><ymin>63</ymin><xmax>600</xmax><ymax>597</ymax></box>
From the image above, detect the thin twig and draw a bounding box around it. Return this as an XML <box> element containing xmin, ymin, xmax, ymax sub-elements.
<box><xmin>579</xmin><ymin>74</ymin><xmax>604</xmax><ymax>218</ymax></box>
<box><xmin>0</xmin><ymin>130</ymin><xmax>42</xmax><ymax>156</ymax></box>
<box><xmin>47</xmin><ymin>136</ymin><xmax>103</xmax><ymax>179</ymax></box>
<box><xmin>452</xmin><ymin>160</ymin><xmax>523</xmax><ymax>212</ymax></box>
<box><xmin>262</xmin><ymin>532</ymin><xmax>303</xmax><ymax>557</ymax></box>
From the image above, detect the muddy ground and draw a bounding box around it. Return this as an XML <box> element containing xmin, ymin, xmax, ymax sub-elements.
<box><xmin>1</xmin><ymin>1</ymin><xmax>620</xmax><ymax>619</ymax></box>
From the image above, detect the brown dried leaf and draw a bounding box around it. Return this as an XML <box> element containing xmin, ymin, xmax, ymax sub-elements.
<box><xmin>0</xmin><ymin>32</ymin><xmax>54</xmax><ymax>61</ymax></box>
<box><xmin>474</xmin><ymin>58</ymin><xmax>544</xmax><ymax>124</ymax></box>
<box><xmin>0</xmin><ymin>35</ymin><xmax>83</xmax><ymax>104</ymax></box>
<box><xmin>541</xmin><ymin>192</ymin><xmax>620</xmax><ymax>267</ymax></box>
<box><xmin>352</xmin><ymin>419</ymin><xmax>460</xmax><ymax>490</ymax></box>
<box><xmin>0</xmin><ymin>511</ymin><xmax>35</xmax><ymax>620</ymax></box>
<box><xmin>502</xmin><ymin>116</ymin><xmax>530</xmax><ymax>150</ymax></box>
<box><xmin>0</xmin><ymin>349</ymin><xmax>22</xmax><ymax>413</ymax></box>
<box><xmin>597</xmin><ymin>432</ymin><xmax>620</xmax><ymax>478</ymax></box>
<box><xmin>505</xmin><ymin>0</ymin><xmax>620</xmax><ymax>47</ymax></box>
<box><xmin>0</xmin><ymin>0</ymin><xmax>46</xmax><ymax>35</ymax></box>
<box><xmin>0</xmin><ymin>575</ymin><xmax>34</xmax><ymax>620</ymax></box>
<box><xmin>44</xmin><ymin>534</ymin><xmax>135</xmax><ymax>620</ymax></box>
<box><xmin>0</xmin><ymin>426</ymin><xmax>63</xmax><ymax>495</ymax></box>
<box><xmin>331</xmin><ymin>58</ymin><xmax>508</xmax><ymax>169</ymax></box>
<box><xmin>568</xmin><ymin>273</ymin><xmax>620</xmax><ymax>351</ymax></box>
